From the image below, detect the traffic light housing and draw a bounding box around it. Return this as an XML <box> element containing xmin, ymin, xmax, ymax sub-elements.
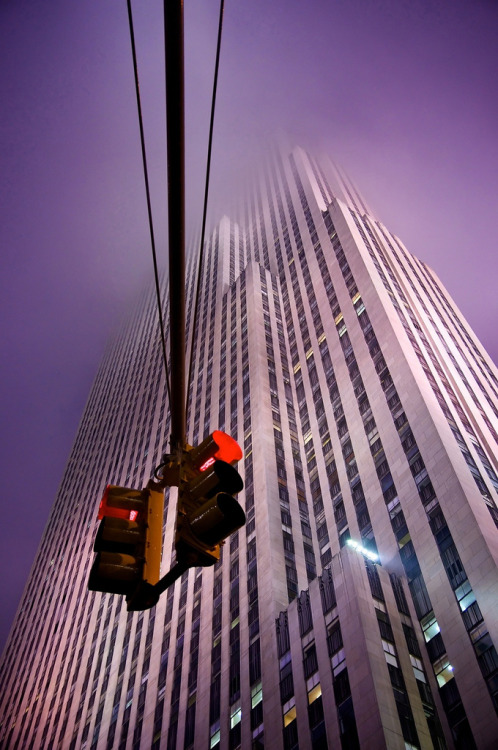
<box><xmin>88</xmin><ymin>483</ymin><xmax>164</xmax><ymax>609</ymax></box>
<box><xmin>174</xmin><ymin>431</ymin><xmax>246</xmax><ymax>567</ymax></box>
<box><xmin>87</xmin><ymin>431</ymin><xmax>244</xmax><ymax>605</ymax></box>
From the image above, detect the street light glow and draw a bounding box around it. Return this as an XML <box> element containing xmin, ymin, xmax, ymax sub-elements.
<box><xmin>346</xmin><ymin>538</ymin><xmax>379</xmax><ymax>563</ymax></box>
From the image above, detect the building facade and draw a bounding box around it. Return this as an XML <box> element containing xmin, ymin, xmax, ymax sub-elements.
<box><xmin>1</xmin><ymin>146</ymin><xmax>497</xmax><ymax>749</ymax></box>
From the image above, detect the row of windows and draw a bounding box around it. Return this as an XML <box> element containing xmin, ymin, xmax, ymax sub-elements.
<box><xmin>359</xmin><ymin>213</ymin><xmax>498</xmax><ymax>510</ymax></box>
<box><xmin>341</xmin><ymin>209</ymin><xmax>494</xmax><ymax>733</ymax></box>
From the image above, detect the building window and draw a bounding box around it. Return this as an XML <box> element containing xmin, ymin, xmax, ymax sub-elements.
<box><xmin>303</xmin><ymin>643</ymin><xmax>318</xmax><ymax>678</ymax></box>
<box><xmin>297</xmin><ymin>591</ymin><xmax>313</xmax><ymax>636</ymax></box>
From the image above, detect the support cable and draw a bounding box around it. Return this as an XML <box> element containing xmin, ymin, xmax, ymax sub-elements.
<box><xmin>127</xmin><ymin>0</ymin><xmax>172</xmax><ymax>405</ymax></box>
<box><xmin>186</xmin><ymin>0</ymin><xmax>225</xmax><ymax>416</ymax></box>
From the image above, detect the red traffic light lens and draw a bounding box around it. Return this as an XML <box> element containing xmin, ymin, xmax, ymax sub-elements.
<box><xmin>190</xmin><ymin>431</ymin><xmax>243</xmax><ymax>472</ymax></box>
<box><xmin>211</xmin><ymin>430</ymin><xmax>243</xmax><ymax>464</ymax></box>
<box><xmin>97</xmin><ymin>486</ymin><xmax>145</xmax><ymax>520</ymax></box>
<box><xmin>98</xmin><ymin>486</ymin><xmax>129</xmax><ymax>520</ymax></box>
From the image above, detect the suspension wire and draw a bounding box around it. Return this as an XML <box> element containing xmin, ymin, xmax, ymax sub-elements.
<box><xmin>186</xmin><ymin>0</ymin><xmax>225</xmax><ymax>417</ymax></box>
<box><xmin>127</xmin><ymin>0</ymin><xmax>172</xmax><ymax>406</ymax></box>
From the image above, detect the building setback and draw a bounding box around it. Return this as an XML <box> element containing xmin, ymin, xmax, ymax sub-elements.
<box><xmin>0</xmin><ymin>146</ymin><xmax>497</xmax><ymax>749</ymax></box>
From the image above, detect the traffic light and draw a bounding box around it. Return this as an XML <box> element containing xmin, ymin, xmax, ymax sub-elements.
<box><xmin>175</xmin><ymin>431</ymin><xmax>246</xmax><ymax>567</ymax></box>
<box><xmin>88</xmin><ymin>483</ymin><xmax>164</xmax><ymax>610</ymax></box>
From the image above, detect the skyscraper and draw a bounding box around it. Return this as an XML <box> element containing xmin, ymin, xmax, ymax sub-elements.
<box><xmin>1</xmin><ymin>145</ymin><xmax>497</xmax><ymax>749</ymax></box>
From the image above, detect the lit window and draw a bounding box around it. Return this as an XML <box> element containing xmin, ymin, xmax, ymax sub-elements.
<box><xmin>251</xmin><ymin>681</ymin><xmax>263</xmax><ymax>708</ymax></box>
<box><xmin>459</xmin><ymin>590</ymin><xmax>476</xmax><ymax>612</ymax></box>
<box><xmin>230</xmin><ymin>707</ymin><xmax>241</xmax><ymax>728</ymax></box>
<box><xmin>434</xmin><ymin>658</ymin><xmax>454</xmax><ymax>687</ymax></box>
<box><xmin>421</xmin><ymin>613</ymin><xmax>440</xmax><ymax>643</ymax></box>
<box><xmin>283</xmin><ymin>704</ymin><xmax>296</xmax><ymax>727</ymax></box>
<box><xmin>308</xmin><ymin>683</ymin><xmax>322</xmax><ymax>704</ymax></box>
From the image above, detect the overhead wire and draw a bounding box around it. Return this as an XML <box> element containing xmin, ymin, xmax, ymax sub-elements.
<box><xmin>126</xmin><ymin>0</ymin><xmax>172</xmax><ymax>406</ymax></box>
<box><xmin>126</xmin><ymin>0</ymin><xmax>225</xmax><ymax>436</ymax></box>
<box><xmin>186</xmin><ymin>0</ymin><xmax>226</xmax><ymax>417</ymax></box>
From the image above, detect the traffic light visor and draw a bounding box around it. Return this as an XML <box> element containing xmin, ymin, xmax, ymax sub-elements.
<box><xmin>189</xmin><ymin>492</ymin><xmax>246</xmax><ymax>547</ymax></box>
<box><xmin>97</xmin><ymin>485</ymin><xmax>145</xmax><ymax>521</ymax></box>
<box><xmin>190</xmin><ymin>430</ymin><xmax>243</xmax><ymax>471</ymax></box>
<box><xmin>211</xmin><ymin>430</ymin><xmax>243</xmax><ymax>463</ymax></box>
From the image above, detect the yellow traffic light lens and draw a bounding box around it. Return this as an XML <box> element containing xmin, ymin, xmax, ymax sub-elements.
<box><xmin>189</xmin><ymin>492</ymin><xmax>246</xmax><ymax>547</ymax></box>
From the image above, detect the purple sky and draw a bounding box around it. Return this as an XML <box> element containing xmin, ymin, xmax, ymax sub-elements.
<box><xmin>1</xmin><ymin>0</ymin><xmax>497</xmax><ymax>652</ymax></box>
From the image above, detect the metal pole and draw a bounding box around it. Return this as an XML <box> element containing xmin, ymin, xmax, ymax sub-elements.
<box><xmin>154</xmin><ymin>561</ymin><xmax>189</xmax><ymax>598</ymax></box>
<box><xmin>164</xmin><ymin>0</ymin><xmax>186</xmax><ymax>450</ymax></box>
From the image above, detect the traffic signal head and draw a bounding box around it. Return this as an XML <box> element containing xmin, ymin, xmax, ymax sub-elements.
<box><xmin>88</xmin><ymin>484</ymin><xmax>164</xmax><ymax>609</ymax></box>
<box><xmin>175</xmin><ymin>432</ymin><xmax>245</xmax><ymax>567</ymax></box>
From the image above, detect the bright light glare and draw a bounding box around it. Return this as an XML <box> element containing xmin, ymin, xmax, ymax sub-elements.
<box><xmin>129</xmin><ymin>510</ymin><xmax>139</xmax><ymax>521</ymax></box>
<box><xmin>199</xmin><ymin>456</ymin><xmax>216</xmax><ymax>472</ymax></box>
<box><xmin>346</xmin><ymin>538</ymin><xmax>379</xmax><ymax>562</ymax></box>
